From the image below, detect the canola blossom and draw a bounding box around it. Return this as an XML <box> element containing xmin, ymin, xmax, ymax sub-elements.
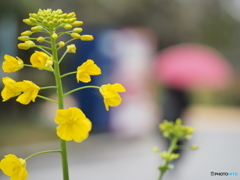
<box><xmin>30</xmin><ymin>51</ymin><xmax>53</xmax><ymax>70</ymax></box>
<box><xmin>1</xmin><ymin>77</ymin><xmax>40</xmax><ymax>105</ymax></box>
<box><xmin>0</xmin><ymin>154</ymin><xmax>28</xmax><ymax>180</ymax></box>
<box><xmin>55</xmin><ymin>107</ymin><xmax>92</xmax><ymax>142</ymax></box>
<box><xmin>1</xmin><ymin>77</ymin><xmax>21</xmax><ymax>102</ymax></box>
<box><xmin>15</xmin><ymin>80</ymin><xmax>40</xmax><ymax>105</ymax></box>
<box><xmin>99</xmin><ymin>83</ymin><xmax>126</xmax><ymax>111</ymax></box>
<box><xmin>2</xmin><ymin>55</ymin><xmax>24</xmax><ymax>73</ymax></box>
<box><xmin>76</xmin><ymin>59</ymin><xmax>101</xmax><ymax>83</ymax></box>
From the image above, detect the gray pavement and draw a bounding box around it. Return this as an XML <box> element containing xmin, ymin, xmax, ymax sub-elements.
<box><xmin>0</xmin><ymin>105</ymin><xmax>240</xmax><ymax>180</ymax></box>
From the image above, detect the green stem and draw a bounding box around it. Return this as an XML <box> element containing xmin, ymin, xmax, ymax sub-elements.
<box><xmin>60</xmin><ymin>71</ymin><xmax>77</xmax><ymax>78</ymax></box>
<box><xmin>158</xmin><ymin>138</ymin><xmax>178</xmax><ymax>180</ymax></box>
<box><xmin>25</xmin><ymin>150</ymin><xmax>61</xmax><ymax>161</ymax></box>
<box><xmin>64</xmin><ymin>85</ymin><xmax>100</xmax><ymax>97</ymax></box>
<box><xmin>59</xmin><ymin>49</ymin><xmax>69</xmax><ymax>64</ymax></box>
<box><xmin>40</xmin><ymin>86</ymin><xmax>57</xmax><ymax>89</ymax></box>
<box><xmin>50</xmin><ymin>30</ymin><xmax>69</xmax><ymax>180</ymax></box>
<box><xmin>37</xmin><ymin>95</ymin><xmax>58</xmax><ymax>104</ymax></box>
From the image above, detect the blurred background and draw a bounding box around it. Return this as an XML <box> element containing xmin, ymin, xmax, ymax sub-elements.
<box><xmin>0</xmin><ymin>0</ymin><xmax>240</xmax><ymax>179</ymax></box>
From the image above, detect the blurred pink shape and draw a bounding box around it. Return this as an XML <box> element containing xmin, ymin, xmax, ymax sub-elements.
<box><xmin>154</xmin><ymin>43</ymin><xmax>232</xmax><ymax>90</ymax></box>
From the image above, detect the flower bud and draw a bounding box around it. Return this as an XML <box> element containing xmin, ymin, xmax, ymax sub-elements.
<box><xmin>80</xmin><ymin>35</ymin><xmax>94</xmax><ymax>41</ymax></box>
<box><xmin>17</xmin><ymin>41</ymin><xmax>35</xmax><ymax>50</ymax></box>
<box><xmin>58</xmin><ymin>41</ymin><xmax>65</xmax><ymax>47</ymax></box>
<box><xmin>30</xmin><ymin>13</ymin><xmax>38</xmax><ymax>19</ymax></box>
<box><xmin>18</xmin><ymin>36</ymin><xmax>30</xmax><ymax>41</ymax></box>
<box><xmin>71</xmin><ymin>33</ymin><xmax>81</xmax><ymax>39</ymax></box>
<box><xmin>69</xmin><ymin>18</ymin><xmax>77</xmax><ymax>23</ymax></box>
<box><xmin>67</xmin><ymin>12</ymin><xmax>76</xmax><ymax>18</ymax></box>
<box><xmin>43</xmin><ymin>20</ymin><xmax>48</xmax><ymax>24</ymax></box>
<box><xmin>29</xmin><ymin>17</ymin><xmax>37</xmax><ymax>23</ymax></box>
<box><xmin>21</xmin><ymin>30</ymin><xmax>32</xmax><ymax>36</ymax></box>
<box><xmin>31</xmin><ymin>26</ymin><xmax>43</xmax><ymax>32</ymax></box>
<box><xmin>53</xmin><ymin>19</ymin><xmax>58</xmax><ymax>23</ymax></box>
<box><xmin>52</xmin><ymin>33</ymin><xmax>58</xmax><ymax>39</ymax></box>
<box><xmin>67</xmin><ymin>44</ymin><xmax>76</xmax><ymax>53</ymax></box>
<box><xmin>23</xmin><ymin>19</ymin><xmax>34</xmax><ymax>25</ymax></box>
<box><xmin>64</xmin><ymin>24</ymin><xmax>73</xmax><ymax>30</ymax></box>
<box><xmin>73</xmin><ymin>28</ymin><xmax>83</xmax><ymax>33</ymax></box>
<box><xmin>72</xmin><ymin>21</ymin><xmax>83</xmax><ymax>26</ymax></box>
<box><xmin>37</xmin><ymin>36</ymin><xmax>45</xmax><ymax>42</ymax></box>
<box><xmin>48</xmin><ymin>21</ymin><xmax>53</xmax><ymax>26</ymax></box>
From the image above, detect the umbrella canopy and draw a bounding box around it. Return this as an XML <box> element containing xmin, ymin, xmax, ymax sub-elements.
<box><xmin>153</xmin><ymin>43</ymin><xmax>232</xmax><ymax>90</ymax></box>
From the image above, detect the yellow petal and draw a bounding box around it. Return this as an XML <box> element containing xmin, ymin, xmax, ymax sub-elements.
<box><xmin>112</xmin><ymin>83</ymin><xmax>126</xmax><ymax>92</ymax></box>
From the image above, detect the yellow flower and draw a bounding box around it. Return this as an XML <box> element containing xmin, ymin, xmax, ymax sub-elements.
<box><xmin>76</xmin><ymin>59</ymin><xmax>101</xmax><ymax>83</ymax></box>
<box><xmin>15</xmin><ymin>80</ymin><xmax>40</xmax><ymax>105</ymax></box>
<box><xmin>99</xmin><ymin>83</ymin><xmax>126</xmax><ymax>111</ymax></box>
<box><xmin>30</xmin><ymin>51</ymin><xmax>53</xmax><ymax>70</ymax></box>
<box><xmin>54</xmin><ymin>107</ymin><xmax>92</xmax><ymax>142</ymax></box>
<box><xmin>1</xmin><ymin>77</ymin><xmax>21</xmax><ymax>102</ymax></box>
<box><xmin>2</xmin><ymin>55</ymin><xmax>24</xmax><ymax>73</ymax></box>
<box><xmin>67</xmin><ymin>44</ymin><xmax>76</xmax><ymax>53</ymax></box>
<box><xmin>0</xmin><ymin>154</ymin><xmax>28</xmax><ymax>180</ymax></box>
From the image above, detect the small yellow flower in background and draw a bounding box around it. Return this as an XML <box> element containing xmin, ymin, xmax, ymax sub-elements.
<box><xmin>0</xmin><ymin>154</ymin><xmax>28</xmax><ymax>180</ymax></box>
<box><xmin>190</xmin><ymin>145</ymin><xmax>199</xmax><ymax>150</ymax></box>
<box><xmin>55</xmin><ymin>107</ymin><xmax>92</xmax><ymax>142</ymax></box>
<box><xmin>30</xmin><ymin>51</ymin><xmax>53</xmax><ymax>70</ymax></box>
<box><xmin>76</xmin><ymin>59</ymin><xmax>101</xmax><ymax>83</ymax></box>
<box><xmin>152</xmin><ymin>146</ymin><xmax>160</xmax><ymax>152</ymax></box>
<box><xmin>99</xmin><ymin>83</ymin><xmax>126</xmax><ymax>111</ymax></box>
<box><xmin>1</xmin><ymin>77</ymin><xmax>21</xmax><ymax>102</ymax></box>
<box><xmin>2</xmin><ymin>55</ymin><xmax>24</xmax><ymax>73</ymax></box>
<box><xmin>67</xmin><ymin>44</ymin><xmax>76</xmax><ymax>53</ymax></box>
<box><xmin>15</xmin><ymin>80</ymin><xmax>40</xmax><ymax>105</ymax></box>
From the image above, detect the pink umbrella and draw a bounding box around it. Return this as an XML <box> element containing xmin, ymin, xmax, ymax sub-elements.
<box><xmin>153</xmin><ymin>43</ymin><xmax>232</xmax><ymax>90</ymax></box>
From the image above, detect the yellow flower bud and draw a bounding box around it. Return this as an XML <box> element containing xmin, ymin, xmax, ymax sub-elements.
<box><xmin>18</xmin><ymin>36</ymin><xmax>30</xmax><ymax>41</ymax></box>
<box><xmin>17</xmin><ymin>41</ymin><xmax>35</xmax><ymax>50</ymax></box>
<box><xmin>43</xmin><ymin>20</ymin><xmax>48</xmax><ymax>24</ymax></box>
<box><xmin>30</xmin><ymin>13</ymin><xmax>38</xmax><ymax>19</ymax></box>
<box><xmin>23</xmin><ymin>19</ymin><xmax>34</xmax><ymax>25</ymax></box>
<box><xmin>64</xmin><ymin>19</ymin><xmax>68</xmax><ymax>23</ymax></box>
<box><xmin>190</xmin><ymin>145</ymin><xmax>199</xmax><ymax>150</ymax></box>
<box><xmin>72</xmin><ymin>21</ymin><xmax>83</xmax><ymax>26</ymax></box>
<box><xmin>29</xmin><ymin>17</ymin><xmax>37</xmax><ymax>23</ymax></box>
<box><xmin>67</xmin><ymin>12</ymin><xmax>76</xmax><ymax>18</ymax></box>
<box><xmin>80</xmin><ymin>35</ymin><xmax>94</xmax><ymax>41</ymax></box>
<box><xmin>67</xmin><ymin>44</ymin><xmax>76</xmax><ymax>53</ymax></box>
<box><xmin>53</xmin><ymin>19</ymin><xmax>58</xmax><ymax>23</ymax></box>
<box><xmin>64</xmin><ymin>24</ymin><xmax>73</xmax><ymax>30</ymax></box>
<box><xmin>52</xmin><ymin>33</ymin><xmax>58</xmax><ymax>39</ymax></box>
<box><xmin>69</xmin><ymin>18</ymin><xmax>77</xmax><ymax>23</ymax></box>
<box><xmin>73</xmin><ymin>28</ymin><xmax>83</xmax><ymax>33</ymax></box>
<box><xmin>21</xmin><ymin>30</ymin><xmax>32</xmax><ymax>36</ymax></box>
<box><xmin>48</xmin><ymin>21</ymin><xmax>53</xmax><ymax>26</ymax></box>
<box><xmin>58</xmin><ymin>41</ymin><xmax>65</xmax><ymax>47</ymax></box>
<box><xmin>31</xmin><ymin>26</ymin><xmax>43</xmax><ymax>32</ymax></box>
<box><xmin>71</xmin><ymin>33</ymin><xmax>81</xmax><ymax>39</ymax></box>
<box><xmin>37</xmin><ymin>36</ymin><xmax>45</xmax><ymax>42</ymax></box>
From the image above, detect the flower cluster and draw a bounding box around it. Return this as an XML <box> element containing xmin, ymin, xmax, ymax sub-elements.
<box><xmin>159</xmin><ymin>119</ymin><xmax>194</xmax><ymax>140</ymax></box>
<box><xmin>154</xmin><ymin>119</ymin><xmax>197</xmax><ymax>180</ymax></box>
<box><xmin>0</xmin><ymin>9</ymin><xmax>126</xmax><ymax>180</ymax></box>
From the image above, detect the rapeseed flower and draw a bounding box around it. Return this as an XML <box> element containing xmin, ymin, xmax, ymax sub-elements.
<box><xmin>0</xmin><ymin>154</ymin><xmax>28</xmax><ymax>180</ymax></box>
<box><xmin>2</xmin><ymin>55</ymin><xmax>24</xmax><ymax>73</ymax></box>
<box><xmin>1</xmin><ymin>77</ymin><xmax>21</xmax><ymax>102</ymax></box>
<box><xmin>55</xmin><ymin>107</ymin><xmax>92</xmax><ymax>142</ymax></box>
<box><xmin>15</xmin><ymin>80</ymin><xmax>40</xmax><ymax>105</ymax></box>
<box><xmin>30</xmin><ymin>51</ymin><xmax>53</xmax><ymax>70</ymax></box>
<box><xmin>76</xmin><ymin>59</ymin><xmax>101</xmax><ymax>83</ymax></box>
<box><xmin>99</xmin><ymin>83</ymin><xmax>126</xmax><ymax>111</ymax></box>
